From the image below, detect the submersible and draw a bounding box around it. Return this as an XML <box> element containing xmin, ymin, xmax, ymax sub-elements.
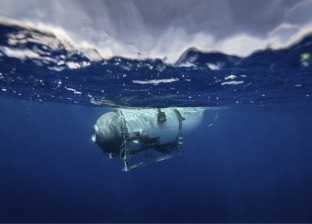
<box><xmin>91</xmin><ymin>107</ymin><xmax>205</xmax><ymax>171</ymax></box>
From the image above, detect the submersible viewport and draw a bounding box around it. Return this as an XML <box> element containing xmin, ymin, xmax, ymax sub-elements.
<box><xmin>91</xmin><ymin>107</ymin><xmax>205</xmax><ymax>171</ymax></box>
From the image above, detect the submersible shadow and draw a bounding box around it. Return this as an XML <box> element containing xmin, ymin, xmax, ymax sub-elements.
<box><xmin>91</xmin><ymin>107</ymin><xmax>205</xmax><ymax>171</ymax></box>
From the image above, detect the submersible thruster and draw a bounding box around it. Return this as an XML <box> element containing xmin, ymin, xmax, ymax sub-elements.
<box><xmin>91</xmin><ymin>107</ymin><xmax>205</xmax><ymax>171</ymax></box>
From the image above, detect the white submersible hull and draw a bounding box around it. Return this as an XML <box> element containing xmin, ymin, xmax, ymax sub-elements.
<box><xmin>91</xmin><ymin>107</ymin><xmax>205</xmax><ymax>171</ymax></box>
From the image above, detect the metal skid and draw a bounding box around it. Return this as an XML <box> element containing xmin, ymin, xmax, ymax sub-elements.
<box><xmin>116</xmin><ymin>108</ymin><xmax>185</xmax><ymax>171</ymax></box>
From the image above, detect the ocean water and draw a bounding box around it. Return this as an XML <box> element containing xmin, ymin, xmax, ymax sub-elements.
<box><xmin>1</xmin><ymin>1</ymin><xmax>312</xmax><ymax>223</ymax></box>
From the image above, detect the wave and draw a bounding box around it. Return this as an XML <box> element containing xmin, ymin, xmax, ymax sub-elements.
<box><xmin>1</xmin><ymin>20</ymin><xmax>311</xmax><ymax>72</ymax></box>
<box><xmin>1</xmin><ymin>0</ymin><xmax>312</xmax><ymax>64</ymax></box>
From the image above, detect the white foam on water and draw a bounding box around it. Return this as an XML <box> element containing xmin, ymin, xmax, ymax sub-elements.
<box><xmin>221</xmin><ymin>81</ymin><xmax>244</xmax><ymax>85</ymax></box>
<box><xmin>0</xmin><ymin>0</ymin><xmax>312</xmax><ymax>64</ymax></box>
<box><xmin>132</xmin><ymin>78</ymin><xmax>179</xmax><ymax>85</ymax></box>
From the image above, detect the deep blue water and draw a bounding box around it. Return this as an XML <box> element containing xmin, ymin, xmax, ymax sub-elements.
<box><xmin>1</xmin><ymin>22</ymin><xmax>312</xmax><ymax>222</ymax></box>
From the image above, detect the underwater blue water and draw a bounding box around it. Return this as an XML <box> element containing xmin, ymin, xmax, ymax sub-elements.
<box><xmin>1</xmin><ymin>23</ymin><xmax>312</xmax><ymax>108</ymax></box>
<box><xmin>1</xmin><ymin>22</ymin><xmax>312</xmax><ymax>222</ymax></box>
